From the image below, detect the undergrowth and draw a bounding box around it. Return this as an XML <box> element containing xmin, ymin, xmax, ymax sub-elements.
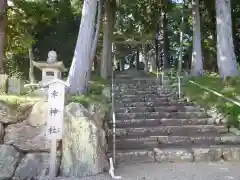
<box><xmin>182</xmin><ymin>73</ymin><xmax>240</xmax><ymax>128</ymax></box>
<box><xmin>0</xmin><ymin>73</ymin><xmax>110</xmax><ymax>111</ymax></box>
<box><xmin>0</xmin><ymin>95</ymin><xmax>40</xmax><ymax>109</ymax></box>
<box><xmin>69</xmin><ymin>74</ymin><xmax>110</xmax><ymax>110</ymax></box>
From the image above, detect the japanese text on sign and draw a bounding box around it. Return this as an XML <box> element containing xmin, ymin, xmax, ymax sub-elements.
<box><xmin>46</xmin><ymin>82</ymin><xmax>66</xmax><ymax>139</ymax></box>
<box><xmin>48</xmin><ymin>125</ymin><xmax>60</xmax><ymax>134</ymax></box>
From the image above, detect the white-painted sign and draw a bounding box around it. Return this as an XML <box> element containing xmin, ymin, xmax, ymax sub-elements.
<box><xmin>43</xmin><ymin>78</ymin><xmax>69</xmax><ymax>178</ymax></box>
<box><xmin>46</xmin><ymin>79</ymin><xmax>68</xmax><ymax>139</ymax></box>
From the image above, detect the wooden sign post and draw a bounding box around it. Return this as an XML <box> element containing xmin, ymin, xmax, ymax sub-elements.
<box><xmin>43</xmin><ymin>79</ymin><xmax>69</xmax><ymax>178</ymax></box>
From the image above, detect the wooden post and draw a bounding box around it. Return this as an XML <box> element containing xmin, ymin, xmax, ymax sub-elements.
<box><xmin>43</xmin><ymin>79</ymin><xmax>69</xmax><ymax>178</ymax></box>
<box><xmin>49</xmin><ymin>139</ymin><xmax>57</xmax><ymax>177</ymax></box>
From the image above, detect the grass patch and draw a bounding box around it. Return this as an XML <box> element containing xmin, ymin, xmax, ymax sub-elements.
<box><xmin>0</xmin><ymin>95</ymin><xmax>40</xmax><ymax>109</ymax></box>
<box><xmin>182</xmin><ymin>74</ymin><xmax>240</xmax><ymax>127</ymax></box>
<box><xmin>0</xmin><ymin>74</ymin><xmax>110</xmax><ymax>112</ymax></box>
<box><xmin>69</xmin><ymin>94</ymin><xmax>109</xmax><ymax>110</ymax></box>
<box><xmin>68</xmin><ymin>74</ymin><xmax>110</xmax><ymax>111</ymax></box>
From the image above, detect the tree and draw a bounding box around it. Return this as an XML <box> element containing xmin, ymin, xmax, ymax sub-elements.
<box><xmin>163</xmin><ymin>7</ymin><xmax>170</xmax><ymax>69</ymax></box>
<box><xmin>67</xmin><ymin>0</ymin><xmax>98</xmax><ymax>94</ymax></box>
<box><xmin>90</xmin><ymin>0</ymin><xmax>102</xmax><ymax>66</ymax></box>
<box><xmin>215</xmin><ymin>0</ymin><xmax>239</xmax><ymax>78</ymax></box>
<box><xmin>85</xmin><ymin>0</ymin><xmax>102</xmax><ymax>82</ymax></box>
<box><xmin>191</xmin><ymin>0</ymin><xmax>203</xmax><ymax>76</ymax></box>
<box><xmin>0</xmin><ymin>0</ymin><xmax>7</xmax><ymax>73</ymax></box>
<box><xmin>6</xmin><ymin>0</ymin><xmax>57</xmax><ymax>79</ymax></box>
<box><xmin>101</xmin><ymin>0</ymin><xmax>116</xmax><ymax>80</ymax></box>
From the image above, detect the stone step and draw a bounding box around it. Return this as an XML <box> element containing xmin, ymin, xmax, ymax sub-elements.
<box><xmin>115</xmin><ymin>83</ymin><xmax>165</xmax><ymax>88</ymax></box>
<box><xmin>115</xmin><ymin>101</ymin><xmax>195</xmax><ymax>108</ymax></box>
<box><xmin>115</xmin><ymin>85</ymin><xmax>174</xmax><ymax>91</ymax></box>
<box><xmin>115</xmin><ymin>80</ymin><xmax>158</xmax><ymax>85</ymax></box>
<box><xmin>115</xmin><ymin>145</ymin><xmax>240</xmax><ymax>164</ymax></box>
<box><xmin>115</xmin><ymin>125</ymin><xmax>228</xmax><ymax>137</ymax></box>
<box><xmin>115</xmin><ymin>84</ymin><xmax>159</xmax><ymax>89</ymax></box>
<box><xmin>113</xmin><ymin>118</ymin><xmax>217</xmax><ymax>128</ymax></box>
<box><xmin>115</xmin><ymin>93</ymin><xmax>175</xmax><ymax>99</ymax></box>
<box><xmin>115</xmin><ymin>97</ymin><xmax>176</xmax><ymax>103</ymax></box>
<box><xmin>114</xmin><ymin>89</ymin><xmax>171</xmax><ymax>95</ymax></box>
<box><xmin>113</xmin><ymin>134</ymin><xmax>240</xmax><ymax>150</ymax></box>
<box><xmin>116</xmin><ymin>105</ymin><xmax>204</xmax><ymax>113</ymax></box>
<box><xmin>115</xmin><ymin>111</ymin><xmax>209</xmax><ymax>120</ymax></box>
<box><xmin>115</xmin><ymin>79</ymin><xmax>172</xmax><ymax>86</ymax></box>
<box><xmin>115</xmin><ymin>93</ymin><xmax>166</xmax><ymax>98</ymax></box>
<box><xmin>115</xmin><ymin>84</ymin><xmax>159</xmax><ymax>88</ymax></box>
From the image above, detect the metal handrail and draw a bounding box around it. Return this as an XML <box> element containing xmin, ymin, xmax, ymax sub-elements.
<box><xmin>177</xmin><ymin>74</ymin><xmax>240</xmax><ymax>107</ymax></box>
<box><xmin>177</xmin><ymin>74</ymin><xmax>181</xmax><ymax>99</ymax></box>
<box><xmin>111</xmin><ymin>69</ymin><xmax>116</xmax><ymax>165</ymax></box>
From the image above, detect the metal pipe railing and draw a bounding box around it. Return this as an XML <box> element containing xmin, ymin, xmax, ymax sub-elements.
<box><xmin>177</xmin><ymin>74</ymin><xmax>181</xmax><ymax>99</ymax></box>
<box><xmin>161</xmin><ymin>70</ymin><xmax>164</xmax><ymax>86</ymax></box>
<box><xmin>111</xmin><ymin>69</ymin><xmax>116</xmax><ymax>165</ymax></box>
<box><xmin>179</xmin><ymin>76</ymin><xmax>240</xmax><ymax>107</ymax></box>
<box><xmin>174</xmin><ymin>71</ymin><xmax>240</xmax><ymax>108</ymax></box>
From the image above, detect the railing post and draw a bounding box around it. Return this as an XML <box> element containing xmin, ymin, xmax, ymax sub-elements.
<box><xmin>161</xmin><ymin>69</ymin><xmax>164</xmax><ymax>87</ymax></box>
<box><xmin>111</xmin><ymin>69</ymin><xmax>116</xmax><ymax>166</ymax></box>
<box><xmin>178</xmin><ymin>75</ymin><xmax>181</xmax><ymax>99</ymax></box>
<box><xmin>111</xmin><ymin>42</ymin><xmax>116</xmax><ymax>166</ymax></box>
<box><xmin>177</xmin><ymin>0</ymin><xmax>185</xmax><ymax>99</ymax></box>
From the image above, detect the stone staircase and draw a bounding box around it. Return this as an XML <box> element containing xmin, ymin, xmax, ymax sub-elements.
<box><xmin>111</xmin><ymin>77</ymin><xmax>240</xmax><ymax>165</ymax></box>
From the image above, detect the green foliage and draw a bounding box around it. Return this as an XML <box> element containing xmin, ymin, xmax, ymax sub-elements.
<box><xmin>6</xmin><ymin>0</ymin><xmax>81</xmax><ymax>80</ymax></box>
<box><xmin>70</xmin><ymin>93</ymin><xmax>109</xmax><ymax>109</ymax></box>
<box><xmin>183</xmin><ymin>74</ymin><xmax>240</xmax><ymax>128</ymax></box>
<box><xmin>90</xmin><ymin>73</ymin><xmax>108</xmax><ymax>85</ymax></box>
<box><xmin>68</xmin><ymin>74</ymin><xmax>109</xmax><ymax>109</ymax></box>
<box><xmin>0</xmin><ymin>95</ymin><xmax>39</xmax><ymax>109</ymax></box>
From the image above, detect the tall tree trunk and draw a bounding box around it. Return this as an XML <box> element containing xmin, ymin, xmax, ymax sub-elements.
<box><xmin>215</xmin><ymin>0</ymin><xmax>239</xmax><ymax>78</ymax></box>
<box><xmin>178</xmin><ymin>0</ymin><xmax>185</xmax><ymax>73</ymax></box>
<box><xmin>100</xmin><ymin>8</ymin><xmax>109</xmax><ymax>79</ymax></box>
<box><xmin>107</xmin><ymin>1</ymin><xmax>115</xmax><ymax>78</ymax></box>
<box><xmin>107</xmin><ymin>31</ymin><xmax>113</xmax><ymax>78</ymax></box>
<box><xmin>159</xmin><ymin>9</ymin><xmax>164</xmax><ymax>69</ymax></box>
<box><xmin>202</xmin><ymin>0</ymin><xmax>218</xmax><ymax>72</ymax></box>
<box><xmin>85</xmin><ymin>0</ymin><xmax>102</xmax><ymax>84</ymax></box>
<box><xmin>28</xmin><ymin>47</ymin><xmax>35</xmax><ymax>83</ymax></box>
<box><xmin>101</xmin><ymin>0</ymin><xmax>115</xmax><ymax>79</ymax></box>
<box><xmin>163</xmin><ymin>8</ymin><xmax>169</xmax><ymax>69</ymax></box>
<box><xmin>155</xmin><ymin>24</ymin><xmax>160</xmax><ymax>69</ymax></box>
<box><xmin>143</xmin><ymin>43</ymin><xmax>148</xmax><ymax>72</ymax></box>
<box><xmin>0</xmin><ymin>0</ymin><xmax>7</xmax><ymax>73</ymax></box>
<box><xmin>191</xmin><ymin>0</ymin><xmax>203</xmax><ymax>76</ymax></box>
<box><xmin>67</xmin><ymin>0</ymin><xmax>98</xmax><ymax>94</ymax></box>
<box><xmin>90</xmin><ymin>0</ymin><xmax>102</xmax><ymax>68</ymax></box>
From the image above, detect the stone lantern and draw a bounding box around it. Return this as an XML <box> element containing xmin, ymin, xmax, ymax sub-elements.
<box><xmin>33</xmin><ymin>51</ymin><xmax>67</xmax><ymax>84</ymax></box>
